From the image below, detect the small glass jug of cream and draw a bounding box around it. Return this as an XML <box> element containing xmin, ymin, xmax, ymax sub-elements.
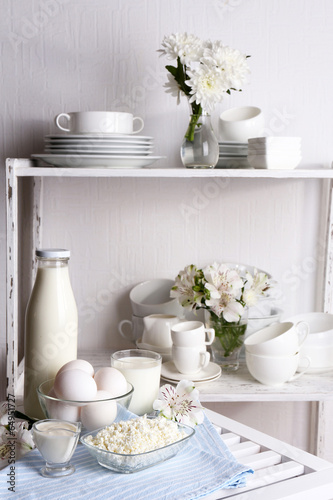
<box><xmin>32</xmin><ymin>419</ymin><xmax>81</xmax><ymax>478</ymax></box>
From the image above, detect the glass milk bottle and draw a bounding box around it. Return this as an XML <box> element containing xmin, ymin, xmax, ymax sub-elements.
<box><xmin>24</xmin><ymin>249</ymin><xmax>78</xmax><ymax>419</ymax></box>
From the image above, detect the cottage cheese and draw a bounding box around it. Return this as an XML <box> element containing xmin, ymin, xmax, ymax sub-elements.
<box><xmin>85</xmin><ymin>415</ymin><xmax>185</xmax><ymax>454</ymax></box>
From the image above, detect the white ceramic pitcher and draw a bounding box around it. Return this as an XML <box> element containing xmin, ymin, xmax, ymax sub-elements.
<box><xmin>142</xmin><ymin>314</ymin><xmax>181</xmax><ymax>348</ymax></box>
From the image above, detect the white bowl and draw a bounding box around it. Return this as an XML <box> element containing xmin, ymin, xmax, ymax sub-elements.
<box><xmin>247</xmin><ymin>154</ymin><xmax>301</xmax><ymax>170</ymax></box>
<box><xmin>129</xmin><ymin>279</ymin><xmax>183</xmax><ymax>317</ymax></box>
<box><xmin>248</xmin><ymin>136</ymin><xmax>301</xmax><ymax>146</ymax></box>
<box><xmin>245</xmin><ymin>351</ymin><xmax>308</xmax><ymax>386</ymax></box>
<box><xmin>218</xmin><ymin>106</ymin><xmax>265</xmax><ymax>143</ymax></box>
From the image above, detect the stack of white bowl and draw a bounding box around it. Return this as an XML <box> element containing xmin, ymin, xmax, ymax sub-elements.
<box><xmin>244</xmin><ymin>321</ymin><xmax>310</xmax><ymax>386</ymax></box>
<box><xmin>247</xmin><ymin>137</ymin><xmax>302</xmax><ymax>169</ymax></box>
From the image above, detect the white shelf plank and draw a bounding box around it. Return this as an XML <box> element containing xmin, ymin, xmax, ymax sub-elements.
<box><xmin>78</xmin><ymin>351</ymin><xmax>333</xmax><ymax>403</ymax></box>
<box><xmin>9</xmin><ymin>158</ymin><xmax>333</xmax><ymax>179</ymax></box>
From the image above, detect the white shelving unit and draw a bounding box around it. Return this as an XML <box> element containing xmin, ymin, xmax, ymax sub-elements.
<box><xmin>6</xmin><ymin>158</ymin><xmax>333</xmax><ymax>458</ymax></box>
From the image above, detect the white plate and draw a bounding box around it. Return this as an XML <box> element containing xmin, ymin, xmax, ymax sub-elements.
<box><xmin>45</xmin><ymin>139</ymin><xmax>154</xmax><ymax>147</ymax></box>
<box><xmin>219</xmin><ymin>141</ymin><xmax>248</xmax><ymax>146</ymax></box>
<box><xmin>44</xmin><ymin>148</ymin><xmax>154</xmax><ymax>156</ymax></box>
<box><xmin>46</xmin><ymin>134</ymin><xmax>153</xmax><ymax>141</ymax></box>
<box><xmin>31</xmin><ymin>154</ymin><xmax>165</xmax><ymax>168</ymax></box>
<box><xmin>161</xmin><ymin>361</ymin><xmax>221</xmax><ymax>383</ymax></box>
<box><xmin>45</xmin><ymin>142</ymin><xmax>153</xmax><ymax>149</ymax></box>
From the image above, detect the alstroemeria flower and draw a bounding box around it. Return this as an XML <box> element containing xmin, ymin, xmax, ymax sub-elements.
<box><xmin>170</xmin><ymin>264</ymin><xmax>205</xmax><ymax>310</ymax></box>
<box><xmin>242</xmin><ymin>269</ymin><xmax>271</xmax><ymax>307</ymax></box>
<box><xmin>153</xmin><ymin>380</ymin><xmax>204</xmax><ymax>428</ymax></box>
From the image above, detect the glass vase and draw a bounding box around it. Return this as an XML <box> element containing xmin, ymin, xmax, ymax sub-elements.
<box><xmin>180</xmin><ymin>113</ymin><xmax>219</xmax><ymax>169</ymax></box>
<box><xmin>204</xmin><ymin>310</ymin><xmax>248</xmax><ymax>371</ymax></box>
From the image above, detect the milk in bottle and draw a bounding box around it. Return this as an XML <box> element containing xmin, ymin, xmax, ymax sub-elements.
<box><xmin>24</xmin><ymin>249</ymin><xmax>78</xmax><ymax>419</ymax></box>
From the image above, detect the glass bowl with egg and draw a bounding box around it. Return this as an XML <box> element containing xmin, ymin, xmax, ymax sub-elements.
<box><xmin>37</xmin><ymin>360</ymin><xmax>134</xmax><ymax>432</ymax></box>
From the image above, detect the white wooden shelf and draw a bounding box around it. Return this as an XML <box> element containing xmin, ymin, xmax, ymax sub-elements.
<box><xmin>6</xmin><ymin>158</ymin><xmax>333</xmax><ymax>460</ymax></box>
<box><xmin>11</xmin><ymin>157</ymin><xmax>333</xmax><ymax>178</ymax></box>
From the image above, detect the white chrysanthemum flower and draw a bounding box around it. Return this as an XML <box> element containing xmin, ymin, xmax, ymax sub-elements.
<box><xmin>159</xmin><ymin>32</ymin><xmax>204</xmax><ymax>65</ymax></box>
<box><xmin>203</xmin><ymin>42</ymin><xmax>250</xmax><ymax>90</ymax></box>
<box><xmin>153</xmin><ymin>380</ymin><xmax>204</xmax><ymax>428</ymax></box>
<box><xmin>186</xmin><ymin>63</ymin><xmax>229</xmax><ymax>113</ymax></box>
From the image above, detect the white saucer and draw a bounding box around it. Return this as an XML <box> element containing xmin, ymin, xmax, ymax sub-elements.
<box><xmin>161</xmin><ymin>361</ymin><xmax>221</xmax><ymax>383</ymax></box>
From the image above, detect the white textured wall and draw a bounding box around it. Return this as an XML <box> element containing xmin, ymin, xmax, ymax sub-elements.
<box><xmin>1</xmin><ymin>0</ymin><xmax>333</xmax><ymax>459</ymax></box>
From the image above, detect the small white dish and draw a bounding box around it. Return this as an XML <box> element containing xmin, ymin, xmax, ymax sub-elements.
<box><xmin>161</xmin><ymin>361</ymin><xmax>221</xmax><ymax>383</ymax></box>
<box><xmin>247</xmin><ymin>154</ymin><xmax>302</xmax><ymax>170</ymax></box>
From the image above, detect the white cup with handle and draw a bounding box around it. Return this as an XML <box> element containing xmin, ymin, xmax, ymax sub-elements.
<box><xmin>171</xmin><ymin>320</ymin><xmax>215</xmax><ymax>347</ymax></box>
<box><xmin>55</xmin><ymin>111</ymin><xmax>144</xmax><ymax>134</ymax></box>
<box><xmin>172</xmin><ymin>345</ymin><xmax>210</xmax><ymax>375</ymax></box>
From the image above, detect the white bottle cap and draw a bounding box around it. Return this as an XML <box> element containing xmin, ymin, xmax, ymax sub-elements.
<box><xmin>36</xmin><ymin>249</ymin><xmax>70</xmax><ymax>258</ymax></box>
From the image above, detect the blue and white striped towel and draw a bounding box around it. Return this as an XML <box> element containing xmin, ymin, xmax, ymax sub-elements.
<box><xmin>0</xmin><ymin>408</ymin><xmax>253</xmax><ymax>500</ymax></box>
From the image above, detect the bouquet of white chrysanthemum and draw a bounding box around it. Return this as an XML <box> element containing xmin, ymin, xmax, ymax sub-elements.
<box><xmin>158</xmin><ymin>33</ymin><xmax>250</xmax><ymax>140</ymax></box>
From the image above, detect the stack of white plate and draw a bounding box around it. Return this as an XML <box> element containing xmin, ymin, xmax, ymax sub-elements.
<box><xmin>31</xmin><ymin>134</ymin><xmax>165</xmax><ymax>168</ymax></box>
<box><xmin>247</xmin><ymin>137</ymin><xmax>302</xmax><ymax>169</ymax></box>
<box><xmin>217</xmin><ymin>141</ymin><xmax>250</xmax><ymax>168</ymax></box>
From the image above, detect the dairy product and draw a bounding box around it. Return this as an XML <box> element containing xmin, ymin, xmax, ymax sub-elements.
<box><xmin>85</xmin><ymin>415</ymin><xmax>185</xmax><ymax>454</ymax></box>
<box><xmin>111</xmin><ymin>355</ymin><xmax>161</xmax><ymax>415</ymax></box>
<box><xmin>24</xmin><ymin>250</ymin><xmax>78</xmax><ymax>419</ymax></box>
<box><xmin>33</xmin><ymin>420</ymin><xmax>80</xmax><ymax>463</ymax></box>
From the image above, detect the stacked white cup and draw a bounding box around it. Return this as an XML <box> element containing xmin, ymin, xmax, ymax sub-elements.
<box><xmin>171</xmin><ymin>321</ymin><xmax>215</xmax><ymax>375</ymax></box>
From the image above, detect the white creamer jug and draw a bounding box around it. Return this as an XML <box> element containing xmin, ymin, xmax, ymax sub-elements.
<box><xmin>24</xmin><ymin>249</ymin><xmax>78</xmax><ymax>419</ymax></box>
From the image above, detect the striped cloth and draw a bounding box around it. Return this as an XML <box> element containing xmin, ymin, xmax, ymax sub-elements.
<box><xmin>0</xmin><ymin>408</ymin><xmax>253</xmax><ymax>500</ymax></box>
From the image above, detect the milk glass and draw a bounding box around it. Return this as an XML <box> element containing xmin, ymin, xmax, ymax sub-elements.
<box><xmin>111</xmin><ymin>350</ymin><xmax>161</xmax><ymax>415</ymax></box>
<box><xmin>24</xmin><ymin>249</ymin><xmax>78</xmax><ymax>420</ymax></box>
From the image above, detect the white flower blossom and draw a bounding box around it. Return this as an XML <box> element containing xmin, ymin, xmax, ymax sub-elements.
<box><xmin>153</xmin><ymin>380</ymin><xmax>204</xmax><ymax>427</ymax></box>
<box><xmin>186</xmin><ymin>63</ymin><xmax>229</xmax><ymax>114</ymax></box>
<box><xmin>170</xmin><ymin>264</ymin><xmax>204</xmax><ymax>310</ymax></box>
<box><xmin>159</xmin><ymin>32</ymin><xmax>204</xmax><ymax>65</ymax></box>
<box><xmin>171</xmin><ymin>262</ymin><xmax>272</xmax><ymax>323</ymax></box>
<box><xmin>159</xmin><ymin>33</ymin><xmax>251</xmax><ymax>114</ymax></box>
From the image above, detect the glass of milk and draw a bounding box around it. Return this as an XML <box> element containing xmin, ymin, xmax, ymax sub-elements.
<box><xmin>32</xmin><ymin>419</ymin><xmax>81</xmax><ymax>477</ymax></box>
<box><xmin>111</xmin><ymin>349</ymin><xmax>162</xmax><ymax>416</ymax></box>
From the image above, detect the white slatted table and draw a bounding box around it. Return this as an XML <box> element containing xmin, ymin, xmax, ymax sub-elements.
<box><xmin>205</xmin><ymin>408</ymin><xmax>333</xmax><ymax>499</ymax></box>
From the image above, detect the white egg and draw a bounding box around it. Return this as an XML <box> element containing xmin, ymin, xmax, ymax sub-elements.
<box><xmin>80</xmin><ymin>390</ymin><xmax>117</xmax><ymax>431</ymax></box>
<box><xmin>56</xmin><ymin>359</ymin><xmax>95</xmax><ymax>378</ymax></box>
<box><xmin>94</xmin><ymin>367</ymin><xmax>128</xmax><ymax>396</ymax></box>
<box><xmin>54</xmin><ymin>368</ymin><xmax>97</xmax><ymax>401</ymax></box>
<box><xmin>46</xmin><ymin>388</ymin><xmax>80</xmax><ymax>421</ymax></box>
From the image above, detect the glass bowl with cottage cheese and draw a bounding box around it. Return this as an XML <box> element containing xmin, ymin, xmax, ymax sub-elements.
<box><xmin>80</xmin><ymin>415</ymin><xmax>195</xmax><ymax>473</ymax></box>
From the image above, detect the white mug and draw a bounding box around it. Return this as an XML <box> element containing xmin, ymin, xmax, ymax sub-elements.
<box><xmin>55</xmin><ymin>111</ymin><xmax>144</xmax><ymax>134</ymax></box>
<box><xmin>142</xmin><ymin>314</ymin><xmax>180</xmax><ymax>349</ymax></box>
<box><xmin>171</xmin><ymin>320</ymin><xmax>215</xmax><ymax>347</ymax></box>
<box><xmin>172</xmin><ymin>345</ymin><xmax>210</xmax><ymax>375</ymax></box>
